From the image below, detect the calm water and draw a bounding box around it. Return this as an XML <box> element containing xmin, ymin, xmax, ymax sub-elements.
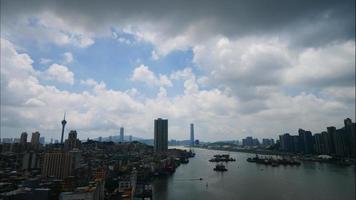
<box><xmin>153</xmin><ymin>147</ymin><xmax>355</xmax><ymax>200</ymax></box>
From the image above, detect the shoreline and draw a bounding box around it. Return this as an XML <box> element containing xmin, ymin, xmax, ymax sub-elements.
<box><xmin>189</xmin><ymin>146</ymin><xmax>356</xmax><ymax>166</ymax></box>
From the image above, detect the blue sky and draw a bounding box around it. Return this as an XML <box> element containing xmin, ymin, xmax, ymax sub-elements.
<box><xmin>1</xmin><ymin>0</ymin><xmax>355</xmax><ymax>142</ymax></box>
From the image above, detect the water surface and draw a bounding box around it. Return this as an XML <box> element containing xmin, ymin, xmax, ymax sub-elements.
<box><xmin>153</xmin><ymin>147</ymin><xmax>355</xmax><ymax>200</ymax></box>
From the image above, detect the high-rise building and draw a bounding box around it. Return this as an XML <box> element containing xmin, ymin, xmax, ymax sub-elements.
<box><xmin>326</xmin><ymin>126</ymin><xmax>336</xmax><ymax>154</ymax></box>
<box><xmin>20</xmin><ymin>132</ymin><xmax>28</xmax><ymax>145</ymax></box>
<box><xmin>22</xmin><ymin>152</ymin><xmax>40</xmax><ymax>171</ymax></box>
<box><xmin>190</xmin><ymin>123</ymin><xmax>194</xmax><ymax>146</ymax></box>
<box><xmin>344</xmin><ymin>118</ymin><xmax>355</xmax><ymax>157</ymax></box>
<box><xmin>291</xmin><ymin>135</ymin><xmax>300</xmax><ymax>153</ymax></box>
<box><xmin>279</xmin><ymin>133</ymin><xmax>291</xmax><ymax>152</ymax></box>
<box><xmin>61</xmin><ymin>113</ymin><xmax>67</xmax><ymax>144</ymax></box>
<box><xmin>129</xmin><ymin>135</ymin><xmax>132</xmax><ymax>142</ymax></box>
<box><xmin>154</xmin><ymin>118</ymin><xmax>168</xmax><ymax>153</ymax></box>
<box><xmin>261</xmin><ymin>138</ymin><xmax>275</xmax><ymax>146</ymax></box>
<box><xmin>334</xmin><ymin>128</ymin><xmax>347</xmax><ymax>157</ymax></box>
<box><xmin>42</xmin><ymin>152</ymin><xmax>74</xmax><ymax>179</ymax></box>
<box><xmin>298</xmin><ymin>129</ymin><xmax>314</xmax><ymax>154</ymax></box>
<box><xmin>31</xmin><ymin>131</ymin><xmax>40</xmax><ymax>147</ymax></box>
<box><xmin>120</xmin><ymin>127</ymin><xmax>124</xmax><ymax>142</ymax></box>
<box><xmin>39</xmin><ymin>137</ymin><xmax>45</xmax><ymax>145</ymax></box>
<box><xmin>313</xmin><ymin>133</ymin><xmax>324</xmax><ymax>154</ymax></box>
<box><xmin>64</xmin><ymin>130</ymin><xmax>80</xmax><ymax>150</ymax></box>
<box><xmin>242</xmin><ymin>136</ymin><xmax>254</xmax><ymax>146</ymax></box>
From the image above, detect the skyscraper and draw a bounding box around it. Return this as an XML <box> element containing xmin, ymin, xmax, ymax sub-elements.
<box><xmin>61</xmin><ymin>113</ymin><xmax>67</xmax><ymax>144</ymax></box>
<box><xmin>20</xmin><ymin>132</ymin><xmax>28</xmax><ymax>145</ymax></box>
<box><xmin>39</xmin><ymin>137</ymin><xmax>45</xmax><ymax>145</ymax></box>
<box><xmin>326</xmin><ymin>126</ymin><xmax>336</xmax><ymax>154</ymax></box>
<box><xmin>190</xmin><ymin>123</ymin><xmax>194</xmax><ymax>146</ymax></box>
<box><xmin>120</xmin><ymin>127</ymin><xmax>124</xmax><ymax>142</ymax></box>
<box><xmin>31</xmin><ymin>131</ymin><xmax>40</xmax><ymax>147</ymax></box>
<box><xmin>64</xmin><ymin>130</ymin><xmax>80</xmax><ymax>150</ymax></box>
<box><xmin>154</xmin><ymin>118</ymin><xmax>168</xmax><ymax>152</ymax></box>
<box><xmin>42</xmin><ymin>152</ymin><xmax>74</xmax><ymax>179</ymax></box>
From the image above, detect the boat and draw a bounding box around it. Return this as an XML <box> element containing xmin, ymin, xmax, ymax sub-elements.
<box><xmin>209</xmin><ymin>154</ymin><xmax>236</xmax><ymax>162</ymax></box>
<box><xmin>213</xmin><ymin>163</ymin><xmax>228</xmax><ymax>171</ymax></box>
<box><xmin>246</xmin><ymin>155</ymin><xmax>301</xmax><ymax>166</ymax></box>
<box><xmin>180</xmin><ymin>158</ymin><xmax>189</xmax><ymax>164</ymax></box>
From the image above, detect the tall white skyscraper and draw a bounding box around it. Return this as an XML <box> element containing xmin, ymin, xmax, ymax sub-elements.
<box><xmin>190</xmin><ymin>123</ymin><xmax>194</xmax><ymax>146</ymax></box>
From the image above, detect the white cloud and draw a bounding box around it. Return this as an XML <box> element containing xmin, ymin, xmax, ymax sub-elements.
<box><xmin>2</xmin><ymin>11</ymin><xmax>95</xmax><ymax>48</ymax></box>
<box><xmin>39</xmin><ymin>58</ymin><xmax>52</xmax><ymax>64</ymax></box>
<box><xmin>1</xmin><ymin>0</ymin><xmax>355</xmax><ymax>142</ymax></box>
<box><xmin>131</xmin><ymin>64</ymin><xmax>172</xmax><ymax>87</ymax></box>
<box><xmin>63</xmin><ymin>52</ymin><xmax>73</xmax><ymax>63</ymax></box>
<box><xmin>193</xmin><ymin>36</ymin><xmax>291</xmax><ymax>87</ymax></box>
<box><xmin>285</xmin><ymin>41</ymin><xmax>355</xmax><ymax>87</ymax></box>
<box><xmin>151</xmin><ymin>50</ymin><xmax>159</xmax><ymax>60</ymax></box>
<box><xmin>43</xmin><ymin>64</ymin><xmax>75</xmax><ymax>85</ymax></box>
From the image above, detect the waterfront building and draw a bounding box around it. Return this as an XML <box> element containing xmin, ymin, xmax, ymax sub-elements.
<box><xmin>154</xmin><ymin>118</ymin><xmax>168</xmax><ymax>152</ymax></box>
<box><xmin>334</xmin><ymin>128</ymin><xmax>347</xmax><ymax>157</ymax></box>
<box><xmin>344</xmin><ymin>118</ymin><xmax>356</xmax><ymax>157</ymax></box>
<box><xmin>190</xmin><ymin>123</ymin><xmax>194</xmax><ymax>146</ymax></box>
<box><xmin>120</xmin><ymin>127</ymin><xmax>124</xmax><ymax>142</ymax></box>
<box><xmin>242</xmin><ymin>136</ymin><xmax>254</xmax><ymax>146</ymax></box>
<box><xmin>262</xmin><ymin>138</ymin><xmax>275</xmax><ymax>146</ymax></box>
<box><xmin>298</xmin><ymin>129</ymin><xmax>314</xmax><ymax>154</ymax></box>
<box><xmin>326</xmin><ymin>126</ymin><xmax>336</xmax><ymax>154</ymax></box>
<box><xmin>279</xmin><ymin>133</ymin><xmax>292</xmax><ymax>152</ymax></box>
<box><xmin>313</xmin><ymin>133</ymin><xmax>324</xmax><ymax>154</ymax></box>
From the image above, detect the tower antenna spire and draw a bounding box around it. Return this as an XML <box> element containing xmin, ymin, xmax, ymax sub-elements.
<box><xmin>60</xmin><ymin>112</ymin><xmax>67</xmax><ymax>144</ymax></box>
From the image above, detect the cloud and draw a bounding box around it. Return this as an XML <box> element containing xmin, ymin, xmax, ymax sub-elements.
<box><xmin>285</xmin><ymin>41</ymin><xmax>355</xmax><ymax>87</ymax></box>
<box><xmin>131</xmin><ymin>64</ymin><xmax>172</xmax><ymax>87</ymax></box>
<box><xmin>43</xmin><ymin>64</ymin><xmax>75</xmax><ymax>85</ymax></box>
<box><xmin>63</xmin><ymin>52</ymin><xmax>73</xmax><ymax>63</ymax></box>
<box><xmin>39</xmin><ymin>58</ymin><xmax>52</xmax><ymax>64</ymax></box>
<box><xmin>1</xmin><ymin>0</ymin><xmax>355</xmax><ymax>141</ymax></box>
<box><xmin>1</xmin><ymin>38</ymin><xmax>242</xmax><ymax>141</ymax></box>
<box><xmin>2</xmin><ymin>0</ymin><xmax>354</xmax><ymax>53</ymax></box>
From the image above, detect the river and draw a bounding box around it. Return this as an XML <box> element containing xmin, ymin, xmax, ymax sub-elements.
<box><xmin>152</xmin><ymin>147</ymin><xmax>355</xmax><ymax>200</ymax></box>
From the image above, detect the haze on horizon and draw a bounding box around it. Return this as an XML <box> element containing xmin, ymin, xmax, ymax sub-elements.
<box><xmin>0</xmin><ymin>0</ymin><xmax>355</xmax><ymax>142</ymax></box>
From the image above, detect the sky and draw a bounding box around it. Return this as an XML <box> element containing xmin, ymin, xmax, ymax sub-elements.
<box><xmin>0</xmin><ymin>0</ymin><xmax>355</xmax><ymax>142</ymax></box>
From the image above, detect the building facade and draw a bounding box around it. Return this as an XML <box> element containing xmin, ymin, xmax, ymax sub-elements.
<box><xmin>154</xmin><ymin>118</ymin><xmax>168</xmax><ymax>152</ymax></box>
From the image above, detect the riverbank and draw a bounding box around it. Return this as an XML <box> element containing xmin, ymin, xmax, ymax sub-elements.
<box><xmin>193</xmin><ymin>146</ymin><xmax>355</xmax><ymax>166</ymax></box>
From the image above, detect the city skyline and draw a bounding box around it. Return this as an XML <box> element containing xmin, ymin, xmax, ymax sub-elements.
<box><xmin>1</xmin><ymin>0</ymin><xmax>355</xmax><ymax>142</ymax></box>
<box><xmin>2</xmin><ymin>116</ymin><xmax>354</xmax><ymax>145</ymax></box>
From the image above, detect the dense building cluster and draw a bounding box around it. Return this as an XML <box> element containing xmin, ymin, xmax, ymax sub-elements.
<box><xmin>0</xmin><ymin>118</ymin><xmax>192</xmax><ymax>200</ymax></box>
<box><xmin>279</xmin><ymin>118</ymin><xmax>356</xmax><ymax>157</ymax></box>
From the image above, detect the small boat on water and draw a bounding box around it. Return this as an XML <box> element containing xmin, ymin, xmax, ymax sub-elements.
<box><xmin>246</xmin><ymin>155</ymin><xmax>301</xmax><ymax>166</ymax></box>
<box><xmin>213</xmin><ymin>163</ymin><xmax>228</xmax><ymax>171</ymax></box>
<box><xmin>209</xmin><ymin>154</ymin><xmax>236</xmax><ymax>162</ymax></box>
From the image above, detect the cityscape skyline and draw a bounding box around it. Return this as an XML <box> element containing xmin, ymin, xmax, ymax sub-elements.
<box><xmin>0</xmin><ymin>1</ymin><xmax>355</xmax><ymax>199</ymax></box>
<box><xmin>1</xmin><ymin>0</ymin><xmax>355</xmax><ymax>142</ymax></box>
<box><xmin>1</xmin><ymin>116</ymin><xmax>354</xmax><ymax>146</ymax></box>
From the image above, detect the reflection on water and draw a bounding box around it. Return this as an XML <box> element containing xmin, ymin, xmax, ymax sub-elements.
<box><xmin>153</xmin><ymin>147</ymin><xmax>355</xmax><ymax>200</ymax></box>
